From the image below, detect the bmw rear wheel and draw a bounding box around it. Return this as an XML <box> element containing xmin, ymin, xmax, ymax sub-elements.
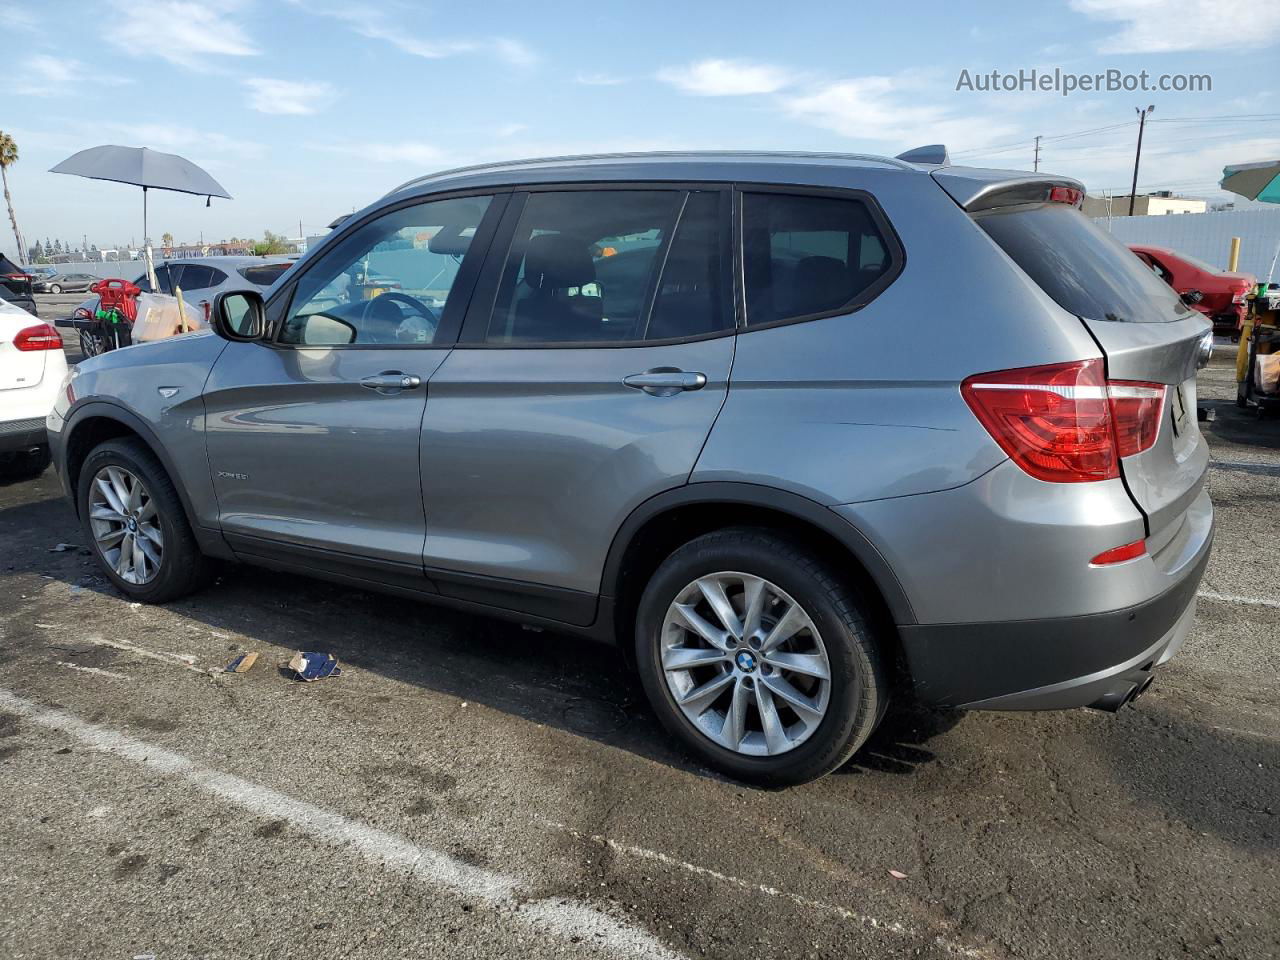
<box><xmin>636</xmin><ymin>528</ymin><xmax>887</xmax><ymax>786</ymax></box>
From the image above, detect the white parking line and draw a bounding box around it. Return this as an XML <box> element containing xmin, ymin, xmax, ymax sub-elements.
<box><xmin>542</xmin><ymin>822</ymin><xmax>993</xmax><ymax>959</ymax></box>
<box><xmin>1197</xmin><ymin>590</ymin><xmax>1280</xmax><ymax>610</ymax></box>
<box><xmin>86</xmin><ymin>636</ymin><xmax>206</xmax><ymax>674</ymax></box>
<box><xmin>55</xmin><ymin>662</ymin><xmax>129</xmax><ymax>681</ymax></box>
<box><xmin>0</xmin><ymin>688</ymin><xmax>682</xmax><ymax>960</ymax></box>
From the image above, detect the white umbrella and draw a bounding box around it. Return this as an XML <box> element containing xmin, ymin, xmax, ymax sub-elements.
<box><xmin>50</xmin><ymin>145</ymin><xmax>232</xmax><ymax>287</ymax></box>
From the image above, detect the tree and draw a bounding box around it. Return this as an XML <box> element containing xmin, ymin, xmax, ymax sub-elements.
<box><xmin>253</xmin><ymin>229</ymin><xmax>292</xmax><ymax>256</ymax></box>
<box><xmin>31</xmin><ymin>240</ymin><xmax>43</xmax><ymax>262</ymax></box>
<box><xmin>53</xmin><ymin>239</ymin><xmax>62</xmax><ymax>254</ymax></box>
<box><xmin>0</xmin><ymin>130</ymin><xmax>28</xmax><ymax>266</ymax></box>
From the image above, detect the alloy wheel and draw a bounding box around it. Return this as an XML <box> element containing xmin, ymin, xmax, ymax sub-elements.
<box><xmin>659</xmin><ymin>572</ymin><xmax>832</xmax><ymax>756</ymax></box>
<box><xmin>88</xmin><ymin>465</ymin><xmax>164</xmax><ymax>584</ymax></box>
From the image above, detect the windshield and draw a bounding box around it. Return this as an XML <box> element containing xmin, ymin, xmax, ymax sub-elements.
<box><xmin>976</xmin><ymin>203</ymin><xmax>1193</xmax><ymax>323</ymax></box>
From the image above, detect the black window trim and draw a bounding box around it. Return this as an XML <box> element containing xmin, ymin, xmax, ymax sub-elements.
<box><xmin>732</xmin><ymin>182</ymin><xmax>905</xmax><ymax>334</ymax></box>
<box><xmin>262</xmin><ymin>187</ymin><xmax>511</xmax><ymax>351</ymax></box>
<box><xmin>455</xmin><ymin>180</ymin><xmax>737</xmax><ymax>350</ymax></box>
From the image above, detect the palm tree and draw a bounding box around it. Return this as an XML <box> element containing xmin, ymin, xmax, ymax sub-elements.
<box><xmin>0</xmin><ymin>130</ymin><xmax>28</xmax><ymax>266</ymax></box>
<box><xmin>161</xmin><ymin>231</ymin><xmax>174</xmax><ymax>250</ymax></box>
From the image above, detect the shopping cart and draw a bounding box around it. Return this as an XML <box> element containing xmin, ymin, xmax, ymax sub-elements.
<box><xmin>85</xmin><ymin>278</ymin><xmax>142</xmax><ymax>354</ymax></box>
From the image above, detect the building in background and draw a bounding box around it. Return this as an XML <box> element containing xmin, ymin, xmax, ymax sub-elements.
<box><xmin>1083</xmin><ymin>191</ymin><xmax>1208</xmax><ymax>218</ymax></box>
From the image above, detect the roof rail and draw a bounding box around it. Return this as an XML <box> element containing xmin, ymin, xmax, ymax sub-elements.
<box><xmin>895</xmin><ymin>144</ymin><xmax>950</xmax><ymax>167</ymax></box>
<box><xmin>381</xmin><ymin>149</ymin><xmax>917</xmax><ymax>198</ymax></box>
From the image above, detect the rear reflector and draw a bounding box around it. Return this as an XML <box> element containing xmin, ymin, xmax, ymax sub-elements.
<box><xmin>1090</xmin><ymin>540</ymin><xmax>1146</xmax><ymax>565</ymax></box>
<box><xmin>962</xmin><ymin>359</ymin><xmax>1166</xmax><ymax>483</ymax></box>
<box><xmin>13</xmin><ymin>323</ymin><xmax>64</xmax><ymax>352</ymax></box>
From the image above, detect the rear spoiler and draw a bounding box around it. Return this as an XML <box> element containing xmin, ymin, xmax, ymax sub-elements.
<box><xmin>931</xmin><ymin>169</ymin><xmax>1086</xmax><ymax>212</ymax></box>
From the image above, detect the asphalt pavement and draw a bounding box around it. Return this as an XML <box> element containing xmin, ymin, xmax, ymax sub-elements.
<box><xmin>0</xmin><ymin>306</ymin><xmax>1277</xmax><ymax>959</ymax></box>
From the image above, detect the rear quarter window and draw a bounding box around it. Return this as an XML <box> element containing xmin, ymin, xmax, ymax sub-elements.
<box><xmin>975</xmin><ymin>203</ymin><xmax>1193</xmax><ymax>323</ymax></box>
<box><xmin>742</xmin><ymin>192</ymin><xmax>897</xmax><ymax>327</ymax></box>
<box><xmin>238</xmin><ymin>263</ymin><xmax>293</xmax><ymax>287</ymax></box>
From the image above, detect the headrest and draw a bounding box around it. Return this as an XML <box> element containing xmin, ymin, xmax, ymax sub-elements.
<box><xmin>523</xmin><ymin>234</ymin><xmax>596</xmax><ymax>290</ymax></box>
<box><xmin>794</xmin><ymin>256</ymin><xmax>848</xmax><ymax>291</ymax></box>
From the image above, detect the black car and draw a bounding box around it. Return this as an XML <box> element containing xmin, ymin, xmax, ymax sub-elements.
<box><xmin>0</xmin><ymin>254</ymin><xmax>37</xmax><ymax>316</ymax></box>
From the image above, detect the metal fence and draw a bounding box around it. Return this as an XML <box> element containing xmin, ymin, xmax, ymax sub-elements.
<box><xmin>1094</xmin><ymin>208</ymin><xmax>1280</xmax><ymax>281</ymax></box>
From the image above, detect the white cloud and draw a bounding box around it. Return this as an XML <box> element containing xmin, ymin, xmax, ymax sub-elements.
<box><xmin>1070</xmin><ymin>0</ymin><xmax>1280</xmax><ymax>52</ymax></box>
<box><xmin>243</xmin><ymin>78</ymin><xmax>333</xmax><ymax>115</ymax></box>
<box><xmin>107</xmin><ymin>0</ymin><xmax>258</xmax><ymax>66</ymax></box>
<box><xmin>658</xmin><ymin>59</ymin><xmax>795</xmax><ymax>96</ymax></box>
<box><xmin>285</xmin><ymin>1</ymin><xmax>536</xmax><ymax>66</ymax></box>
<box><xmin>495</xmin><ymin>123</ymin><xmax>528</xmax><ymax>138</ymax></box>
<box><xmin>0</xmin><ymin>2</ymin><xmax>38</xmax><ymax>30</ymax></box>
<box><xmin>14</xmin><ymin>55</ymin><xmax>132</xmax><ymax>95</ymax></box>
<box><xmin>783</xmin><ymin>75</ymin><xmax>1019</xmax><ymax>146</ymax></box>
<box><xmin>491</xmin><ymin>38</ymin><xmax>538</xmax><ymax>67</ymax></box>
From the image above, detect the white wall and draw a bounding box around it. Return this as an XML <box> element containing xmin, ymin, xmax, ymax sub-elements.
<box><xmin>1094</xmin><ymin>208</ymin><xmax>1280</xmax><ymax>280</ymax></box>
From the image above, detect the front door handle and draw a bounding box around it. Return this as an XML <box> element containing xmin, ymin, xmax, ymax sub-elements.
<box><xmin>361</xmin><ymin>371</ymin><xmax>422</xmax><ymax>393</ymax></box>
<box><xmin>622</xmin><ymin>368</ymin><xmax>707</xmax><ymax>397</ymax></box>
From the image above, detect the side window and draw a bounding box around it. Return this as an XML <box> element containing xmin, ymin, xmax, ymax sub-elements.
<box><xmin>175</xmin><ymin>264</ymin><xmax>215</xmax><ymax>291</ymax></box>
<box><xmin>280</xmin><ymin>195</ymin><xmax>493</xmax><ymax>346</ymax></box>
<box><xmin>647</xmin><ymin>191</ymin><xmax>729</xmax><ymax>340</ymax></box>
<box><xmin>485</xmin><ymin>190</ymin><xmax>682</xmax><ymax>344</ymax></box>
<box><xmin>153</xmin><ymin>265</ymin><xmax>173</xmax><ymax>295</ymax></box>
<box><xmin>742</xmin><ymin>192</ymin><xmax>894</xmax><ymax>327</ymax></box>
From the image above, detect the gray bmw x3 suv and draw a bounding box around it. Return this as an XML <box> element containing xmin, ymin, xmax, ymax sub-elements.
<box><xmin>48</xmin><ymin>149</ymin><xmax>1214</xmax><ymax>785</ymax></box>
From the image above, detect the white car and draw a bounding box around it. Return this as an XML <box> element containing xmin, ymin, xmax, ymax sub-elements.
<box><xmin>0</xmin><ymin>293</ymin><xmax>67</xmax><ymax>477</ymax></box>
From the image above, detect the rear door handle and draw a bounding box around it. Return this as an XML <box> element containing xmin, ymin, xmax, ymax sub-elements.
<box><xmin>622</xmin><ymin>368</ymin><xmax>707</xmax><ymax>396</ymax></box>
<box><xmin>361</xmin><ymin>371</ymin><xmax>422</xmax><ymax>393</ymax></box>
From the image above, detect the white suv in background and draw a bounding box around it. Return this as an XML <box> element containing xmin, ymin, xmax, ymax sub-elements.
<box><xmin>0</xmin><ymin>293</ymin><xmax>67</xmax><ymax>478</ymax></box>
<box><xmin>67</xmin><ymin>256</ymin><xmax>296</xmax><ymax>356</ymax></box>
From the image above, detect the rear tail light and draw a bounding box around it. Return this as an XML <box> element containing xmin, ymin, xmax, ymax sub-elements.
<box><xmin>13</xmin><ymin>323</ymin><xmax>64</xmax><ymax>352</ymax></box>
<box><xmin>962</xmin><ymin>359</ymin><xmax>1165</xmax><ymax>483</ymax></box>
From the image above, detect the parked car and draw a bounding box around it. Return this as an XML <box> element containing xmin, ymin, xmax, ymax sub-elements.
<box><xmin>1</xmin><ymin>292</ymin><xmax>66</xmax><ymax>478</ymax></box>
<box><xmin>34</xmin><ymin>272</ymin><xmax>99</xmax><ymax>294</ymax></box>
<box><xmin>26</xmin><ymin>266</ymin><xmax>58</xmax><ymax>280</ymax></box>
<box><xmin>66</xmin><ymin>256</ymin><xmax>296</xmax><ymax>356</ymax></box>
<box><xmin>48</xmin><ymin>151</ymin><xmax>1214</xmax><ymax>785</ymax></box>
<box><xmin>0</xmin><ymin>254</ymin><xmax>37</xmax><ymax>317</ymax></box>
<box><xmin>1129</xmin><ymin>244</ymin><xmax>1255</xmax><ymax>339</ymax></box>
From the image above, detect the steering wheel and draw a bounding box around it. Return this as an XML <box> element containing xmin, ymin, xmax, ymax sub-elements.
<box><xmin>358</xmin><ymin>291</ymin><xmax>440</xmax><ymax>343</ymax></box>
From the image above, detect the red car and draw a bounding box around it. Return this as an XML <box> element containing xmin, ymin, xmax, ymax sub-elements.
<box><xmin>1129</xmin><ymin>244</ymin><xmax>1254</xmax><ymax>338</ymax></box>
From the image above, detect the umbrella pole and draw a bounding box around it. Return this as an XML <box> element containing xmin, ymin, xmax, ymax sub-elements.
<box><xmin>1269</xmin><ymin>234</ymin><xmax>1280</xmax><ymax>285</ymax></box>
<box><xmin>142</xmin><ymin>185</ymin><xmax>158</xmax><ymax>292</ymax></box>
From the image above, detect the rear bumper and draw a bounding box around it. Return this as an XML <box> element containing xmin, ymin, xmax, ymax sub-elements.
<box><xmin>0</xmin><ymin>417</ymin><xmax>48</xmax><ymax>455</ymax></box>
<box><xmin>896</xmin><ymin>489</ymin><xmax>1213</xmax><ymax>711</ymax></box>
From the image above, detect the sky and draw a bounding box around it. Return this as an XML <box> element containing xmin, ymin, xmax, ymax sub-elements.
<box><xmin>2</xmin><ymin>0</ymin><xmax>1278</xmax><ymax>260</ymax></box>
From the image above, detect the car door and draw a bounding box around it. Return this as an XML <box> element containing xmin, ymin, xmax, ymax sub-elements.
<box><xmin>421</xmin><ymin>186</ymin><xmax>736</xmax><ymax>623</ymax></box>
<box><xmin>202</xmin><ymin>192</ymin><xmax>505</xmax><ymax>586</ymax></box>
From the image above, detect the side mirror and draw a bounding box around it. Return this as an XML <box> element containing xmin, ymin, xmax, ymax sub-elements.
<box><xmin>211</xmin><ymin>290</ymin><xmax>267</xmax><ymax>342</ymax></box>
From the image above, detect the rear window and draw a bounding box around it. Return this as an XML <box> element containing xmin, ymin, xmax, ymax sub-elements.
<box><xmin>976</xmin><ymin>203</ymin><xmax>1192</xmax><ymax>323</ymax></box>
<box><xmin>238</xmin><ymin>262</ymin><xmax>293</xmax><ymax>287</ymax></box>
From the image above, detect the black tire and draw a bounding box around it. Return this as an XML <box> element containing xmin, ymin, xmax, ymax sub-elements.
<box><xmin>635</xmin><ymin>528</ymin><xmax>887</xmax><ymax>786</ymax></box>
<box><xmin>77</xmin><ymin>438</ymin><xmax>209</xmax><ymax>603</ymax></box>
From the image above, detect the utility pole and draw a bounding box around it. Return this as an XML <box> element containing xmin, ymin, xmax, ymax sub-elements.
<box><xmin>1128</xmin><ymin>104</ymin><xmax>1154</xmax><ymax>216</ymax></box>
<box><xmin>1033</xmin><ymin>135</ymin><xmax>1041</xmax><ymax>172</ymax></box>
